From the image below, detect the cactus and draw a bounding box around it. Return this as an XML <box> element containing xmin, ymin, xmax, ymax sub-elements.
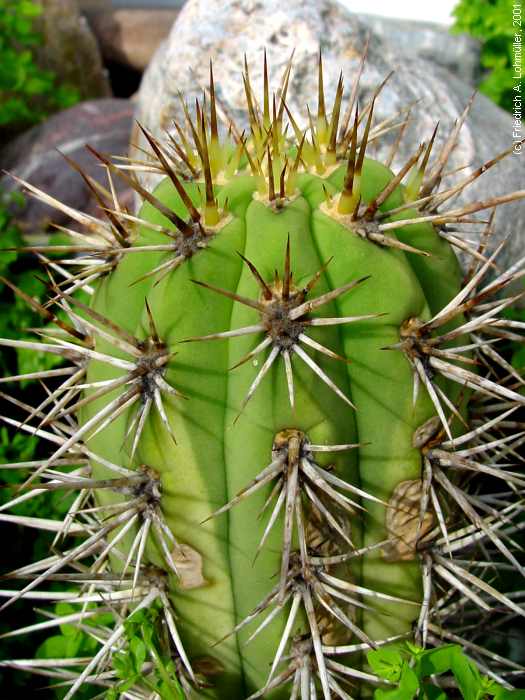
<box><xmin>1</xmin><ymin>53</ymin><xmax>525</xmax><ymax>699</ymax></box>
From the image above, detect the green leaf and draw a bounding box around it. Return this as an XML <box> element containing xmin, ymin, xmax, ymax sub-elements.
<box><xmin>19</xmin><ymin>1</ymin><xmax>43</xmax><ymax>17</ymax></box>
<box><xmin>494</xmin><ymin>689</ymin><xmax>525</xmax><ymax>700</ymax></box>
<box><xmin>368</xmin><ymin>647</ymin><xmax>404</xmax><ymax>682</ymax></box>
<box><xmin>36</xmin><ymin>634</ymin><xmax>69</xmax><ymax>659</ymax></box>
<box><xmin>158</xmin><ymin>679</ymin><xmax>185</xmax><ymax>700</ymax></box>
<box><xmin>130</xmin><ymin>636</ymin><xmax>147</xmax><ymax>673</ymax></box>
<box><xmin>113</xmin><ymin>650</ymin><xmax>134</xmax><ymax>680</ymax></box>
<box><xmin>14</xmin><ymin>18</ymin><xmax>32</xmax><ymax>36</ymax></box>
<box><xmin>374</xmin><ymin>664</ymin><xmax>419</xmax><ymax>700</ymax></box>
<box><xmin>416</xmin><ymin>645</ymin><xmax>481</xmax><ymax>700</ymax></box>
<box><xmin>24</xmin><ymin>75</ymin><xmax>53</xmax><ymax>95</ymax></box>
<box><xmin>59</xmin><ymin>620</ymin><xmax>79</xmax><ymax>638</ymax></box>
<box><xmin>416</xmin><ymin>644</ymin><xmax>464</xmax><ymax>674</ymax></box>
<box><xmin>64</xmin><ymin>631</ymin><xmax>83</xmax><ymax>657</ymax></box>
<box><xmin>0</xmin><ymin>228</ymin><xmax>19</xmax><ymax>270</ymax></box>
<box><xmin>421</xmin><ymin>683</ymin><xmax>449</xmax><ymax>700</ymax></box>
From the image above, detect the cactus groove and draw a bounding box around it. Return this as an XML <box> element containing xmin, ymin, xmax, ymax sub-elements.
<box><xmin>1</xmin><ymin>53</ymin><xmax>525</xmax><ymax>699</ymax></box>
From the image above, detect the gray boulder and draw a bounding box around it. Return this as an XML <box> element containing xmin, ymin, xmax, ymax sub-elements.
<box><xmin>133</xmin><ymin>0</ymin><xmax>524</xmax><ymax>270</ymax></box>
<box><xmin>34</xmin><ymin>0</ymin><xmax>111</xmax><ymax>100</ymax></box>
<box><xmin>83</xmin><ymin>8</ymin><xmax>181</xmax><ymax>72</ymax></box>
<box><xmin>1</xmin><ymin>99</ymin><xmax>134</xmax><ymax>240</ymax></box>
<box><xmin>357</xmin><ymin>14</ymin><xmax>481</xmax><ymax>86</ymax></box>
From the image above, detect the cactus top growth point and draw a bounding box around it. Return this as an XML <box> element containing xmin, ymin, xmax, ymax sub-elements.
<box><xmin>1</xmin><ymin>52</ymin><xmax>525</xmax><ymax>699</ymax></box>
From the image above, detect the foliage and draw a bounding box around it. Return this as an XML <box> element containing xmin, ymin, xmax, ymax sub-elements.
<box><xmin>108</xmin><ymin>602</ymin><xmax>185</xmax><ymax>700</ymax></box>
<box><xmin>34</xmin><ymin>602</ymin><xmax>107</xmax><ymax>700</ymax></box>
<box><xmin>35</xmin><ymin>601</ymin><xmax>185</xmax><ymax>700</ymax></box>
<box><xmin>36</xmin><ymin>602</ymin><xmax>107</xmax><ymax>660</ymax></box>
<box><xmin>369</xmin><ymin>643</ymin><xmax>525</xmax><ymax>700</ymax></box>
<box><xmin>451</xmin><ymin>0</ymin><xmax>523</xmax><ymax>113</ymax></box>
<box><xmin>0</xmin><ymin>191</ymin><xmax>63</xmax><ymax>383</ymax></box>
<box><xmin>0</xmin><ymin>0</ymin><xmax>79</xmax><ymax>129</ymax></box>
<box><xmin>0</xmin><ymin>191</ymin><xmax>71</xmax><ymax>693</ymax></box>
<box><xmin>0</xmin><ymin>192</ymin><xmax>183</xmax><ymax>699</ymax></box>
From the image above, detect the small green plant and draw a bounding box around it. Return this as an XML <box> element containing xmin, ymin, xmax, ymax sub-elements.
<box><xmin>369</xmin><ymin>643</ymin><xmax>525</xmax><ymax>700</ymax></box>
<box><xmin>35</xmin><ymin>599</ymin><xmax>218</xmax><ymax>699</ymax></box>
<box><xmin>108</xmin><ymin>602</ymin><xmax>185</xmax><ymax>700</ymax></box>
<box><xmin>451</xmin><ymin>0</ymin><xmax>523</xmax><ymax>113</ymax></box>
<box><xmin>0</xmin><ymin>0</ymin><xmax>79</xmax><ymax>129</ymax></box>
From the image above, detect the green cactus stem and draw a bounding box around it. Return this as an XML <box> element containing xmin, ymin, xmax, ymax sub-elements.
<box><xmin>1</xmin><ymin>53</ymin><xmax>525</xmax><ymax>700</ymax></box>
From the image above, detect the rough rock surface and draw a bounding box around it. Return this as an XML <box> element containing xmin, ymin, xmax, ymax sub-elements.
<box><xmin>34</xmin><ymin>0</ymin><xmax>111</xmax><ymax>100</ymax></box>
<box><xmin>358</xmin><ymin>13</ymin><xmax>481</xmax><ymax>86</ymax></box>
<box><xmin>0</xmin><ymin>100</ymin><xmax>134</xmax><ymax>239</ymax></box>
<box><xmin>134</xmin><ymin>0</ymin><xmax>524</xmax><ymax>271</ymax></box>
<box><xmin>85</xmin><ymin>9</ymin><xmax>180</xmax><ymax>72</ymax></box>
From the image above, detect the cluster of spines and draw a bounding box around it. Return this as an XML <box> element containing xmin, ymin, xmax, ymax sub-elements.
<box><xmin>0</xmin><ymin>50</ymin><xmax>525</xmax><ymax>699</ymax></box>
<box><xmin>206</xmin><ymin>429</ymin><xmax>417</xmax><ymax>698</ymax></box>
<box><xmin>0</xmin><ymin>392</ymin><xmax>198</xmax><ymax>697</ymax></box>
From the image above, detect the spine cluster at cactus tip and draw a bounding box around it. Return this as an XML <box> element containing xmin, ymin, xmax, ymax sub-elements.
<box><xmin>1</xmin><ymin>51</ymin><xmax>525</xmax><ymax>699</ymax></box>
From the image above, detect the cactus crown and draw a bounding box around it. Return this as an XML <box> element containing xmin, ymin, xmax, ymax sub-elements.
<box><xmin>1</xmin><ymin>51</ymin><xmax>525</xmax><ymax>700</ymax></box>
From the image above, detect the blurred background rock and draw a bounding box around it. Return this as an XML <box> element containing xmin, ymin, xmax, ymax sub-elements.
<box><xmin>78</xmin><ymin>0</ymin><xmax>480</xmax><ymax>91</ymax></box>
<box><xmin>2</xmin><ymin>0</ymin><xmax>520</xmax><ymax>238</ymax></box>
<box><xmin>33</xmin><ymin>0</ymin><xmax>112</xmax><ymax>100</ymax></box>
